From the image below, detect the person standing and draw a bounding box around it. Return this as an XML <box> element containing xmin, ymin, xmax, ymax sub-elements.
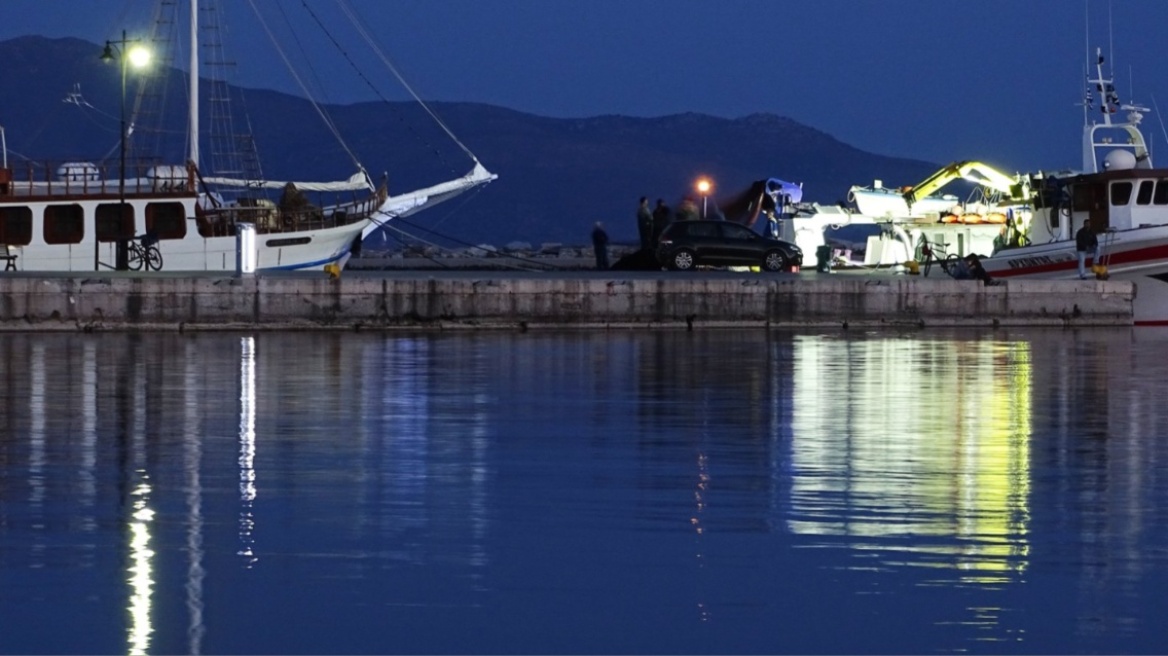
<box><xmin>636</xmin><ymin>197</ymin><xmax>653</xmax><ymax>252</ymax></box>
<box><xmin>651</xmin><ymin>199</ymin><xmax>671</xmax><ymax>244</ymax></box>
<box><xmin>592</xmin><ymin>221</ymin><xmax>609</xmax><ymax>270</ymax></box>
<box><xmin>1076</xmin><ymin>219</ymin><xmax>1099</xmax><ymax>279</ymax></box>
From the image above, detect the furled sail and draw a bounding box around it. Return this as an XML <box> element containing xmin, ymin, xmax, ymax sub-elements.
<box><xmin>201</xmin><ymin>170</ymin><xmax>374</xmax><ymax>192</ymax></box>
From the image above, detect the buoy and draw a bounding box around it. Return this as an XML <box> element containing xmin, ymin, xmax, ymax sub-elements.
<box><xmin>324</xmin><ymin>263</ymin><xmax>341</xmax><ymax>279</ymax></box>
<box><xmin>985</xmin><ymin>212</ymin><xmax>1007</xmax><ymax>224</ymax></box>
<box><xmin>961</xmin><ymin>213</ymin><xmax>983</xmax><ymax>224</ymax></box>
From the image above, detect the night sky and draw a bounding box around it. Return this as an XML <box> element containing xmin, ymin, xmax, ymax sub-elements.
<box><xmin>4</xmin><ymin>0</ymin><xmax>1168</xmax><ymax>171</ymax></box>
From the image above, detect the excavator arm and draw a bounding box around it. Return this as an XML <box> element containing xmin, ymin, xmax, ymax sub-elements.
<box><xmin>902</xmin><ymin>160</ymin><xmax>1027</xmax><ymax>208</ymax></box>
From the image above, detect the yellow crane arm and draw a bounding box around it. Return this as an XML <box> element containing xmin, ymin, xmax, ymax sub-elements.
<box><xmin>902</xmin><ymin>160</ymin><xmax>1025</xmax><ymax>207</ymax></box>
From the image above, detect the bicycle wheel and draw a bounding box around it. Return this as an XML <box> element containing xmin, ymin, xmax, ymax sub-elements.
<box><xmin>916</xmin><ymin>236</ymin><xmax>933</xmax><ymax>277</ymax></box>
<box><xmin>145</xmin><ymin>247</ymin><xmax>163</xmax><ymax>271</ymax></box>
<box><xmin>127</xmin><ymin>245</ymin><xmax>144</xmax><ymax>271</ymax></box>
<box><xmin>942</xmin><ymin>253</ymin><xmax>960</xmax><ymax>276</ymax></box>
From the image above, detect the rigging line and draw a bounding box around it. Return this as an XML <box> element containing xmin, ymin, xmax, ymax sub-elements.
<box><xmin>381</xmin><ymin>209</ymin><xmax>558</xmax><ymax>271</ymax></box>
<box><xmin>221</xmin><ymin>4</ymin><xmax>265</xmax><ymax>182</ymax></box>
<box><xmin>299</xmin><ymin>0</ymin><xmax>455</xmax><ymax>175</ymax></box>
<box><xmin>243</xmin><ymin>0</ymin><xmax>363</xmax><ymax>172</ymax></box>
<box><xmin>376</xmin><ymin>219</ymin><xmax>550</xmax><ymax>272</ymax></box>
<box><xmin>272</xmin><ymin>0</ymin><xmax>336</xmax><ymax>127</ymax></box>
<box><xmin>332</xmin><ymin>0</ymin><xmax>481</xmax><ymax>165</ymax></box>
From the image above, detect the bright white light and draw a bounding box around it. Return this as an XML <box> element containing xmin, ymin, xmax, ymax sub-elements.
<box><xmin>695</xmin><ymin>177</ymin><xmax>712</xmax><ymax>195</ymax></box>
<box><xmin>127</xmin><ymin>482</ymin><xmax>155</xmax><ymax>656</ymax></box>
<box><xmin>127</xmin><ymin>45</ymin><xmax>151</xmax><ymax>69</ymax></box>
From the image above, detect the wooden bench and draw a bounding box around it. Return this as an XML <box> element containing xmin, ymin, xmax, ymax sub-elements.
<box><xmin>1</xmin><ymin>245</ymin><xmax>16</xmax><ymax>271</ymax></box>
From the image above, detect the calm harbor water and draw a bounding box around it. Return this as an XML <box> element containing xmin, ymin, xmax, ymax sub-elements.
<box><xmin>2</xmin><ymin>328</ymin><xmax>1168</xmax><ymax>654</ymax></box>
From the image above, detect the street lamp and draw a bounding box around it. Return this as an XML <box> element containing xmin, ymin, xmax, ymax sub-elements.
<box><xmin>100</xmin><ymin>31</ymin><xmax>151</xmax><ymax>271</ymax></box>
<box><xmin>695</xmin><ymin>177</ymin><xmax>713</xmax><ymax>219</ymax></box>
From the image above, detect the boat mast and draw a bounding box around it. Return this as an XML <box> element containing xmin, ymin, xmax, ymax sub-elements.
<box><xmin>189</xmin><ymin>0</ymin><xmax>199</xmax><ymax>168</ymax></box>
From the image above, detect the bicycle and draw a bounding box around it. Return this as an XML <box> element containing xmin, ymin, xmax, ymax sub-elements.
<box><xmin>917</xmin><ymin>234</ymin><xmax>959</xmax><ymax>278</ymax></box>
<box><xmin>127</xmin><ymin>233</ymin><xmax>163</xmax><ymax>271</ymax></box>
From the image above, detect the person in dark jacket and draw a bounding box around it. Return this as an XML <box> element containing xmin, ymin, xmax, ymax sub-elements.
<box><xmin>1076</xmin><ymin>219</ymin><xmax>1100</xmax><ymax>279</ymax></box>
<box><xmin>636</xmin><ymin>197</ymin><xmax>653</xmax><ymax>252</ymax></box>
<box><xmin>592</xmin><ymin>221</ymin><xmax>609</xmax><ymax>270</ymax></box>
<box><xmin>651</xmin><ymin>199</ymin><xmax>671</xmax><ymax>244</ymax></box>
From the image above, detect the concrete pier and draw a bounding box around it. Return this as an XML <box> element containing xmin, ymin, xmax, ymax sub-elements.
<box><xmin>0</xmin><ymin>271</ymin><xmax>1134</xmax><ymax>331</ymax></box>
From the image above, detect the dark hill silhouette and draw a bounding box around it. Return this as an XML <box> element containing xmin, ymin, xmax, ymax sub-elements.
<box><xmin>0</xmin><ymin>35</ymin><xmax>939</xmax><ymax>247</ymax></box>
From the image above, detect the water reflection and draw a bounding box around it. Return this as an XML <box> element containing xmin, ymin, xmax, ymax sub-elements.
<box><xmin>1</xmin><ymin>329</ymin><xmax>1168</xmax><ymax>653</ymax></box>
<box><xmin>127</xmin><ymin>478</ymin><xmax>155</xmax><ymax>656</ymax></box>
<box><xmin>238</xmin><ymin>336</ymin><xmax>257</xmax><ymax>566</ymax></box>
<box><xmin>787</xmin><ymin>335</ymin><xmax>1032</xmax><ymax>576</ymax></box>
<box><xmin>183</xmin><ymin>340</ymin><xmax>206</xmax><ymax>656</ymax></box>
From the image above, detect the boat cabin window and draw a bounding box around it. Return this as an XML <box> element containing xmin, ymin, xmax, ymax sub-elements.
<box><xmin>1137</xmin><ymin>180</ymin><xmax>1155</xmax><ymax>205</ymax></box>
<box><xmin>96</xmin><ymin>203</ymin><xmax>136</xmax><ymax>242</ymax></box>
<box><xmin>1111</xmin><ymin>181</ymin><xmax>1133</xmax><ymax>206</ymax></box>
<box><xmin>146</xmin><ymin>202</ymin><xmax>187</xmax><ymax>240</ymax></box>
<box><xmin>0</xmin><ymin>206</ymin><xmax>33</xmax><ymax>246</ymax></box>
<box><xmin>1072</xmin><ymin>184</ymin><xmax>1094</xmax><ymax>212</ymax></box>
<box><xmin>44</xmin><ymin>204</ymin><xmax>85</xmax><ymax>244</ymax></box>
<box><xmin>1155</xmin><ymin>181</ymin><xmax>1168</xmax><ymax>205</ymax></box>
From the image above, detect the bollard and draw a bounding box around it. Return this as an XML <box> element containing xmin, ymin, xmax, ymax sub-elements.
<box><xmin>235</xmin><ymin>222</ymin><xmax>257</xmax><ymax>276</ymax></box>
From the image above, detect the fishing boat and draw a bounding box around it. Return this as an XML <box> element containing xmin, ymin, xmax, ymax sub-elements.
<box><xmin>977</xmin><ymin>48</ymin><xmax>1168</xmax><ymax>324</ymax></box>
<box><xmin>778</xmin><ymin>45</ymin><xmax>1168</xmax><ymax>324</ymax></box>
<box><xmin>0</xmin><ymin>1</ymin><xmax>496</xmax><ymax>273</ymax></box>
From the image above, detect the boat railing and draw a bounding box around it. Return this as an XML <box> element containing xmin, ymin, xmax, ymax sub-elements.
<box><xmin>0</xmin><ymin>159</ymin><xmax>194</xmax><ymax>199</ymax></box>
<box><xmin>199</xmin><ymin>184</ymin><xmax>386</xmax><ymax>235</ymax></box>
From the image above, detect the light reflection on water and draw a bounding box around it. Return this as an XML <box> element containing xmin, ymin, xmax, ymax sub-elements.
<box><xmin>2</xmin><ymin>329</ymin><xmax>1168</xmax><ymax>654</ymax></box>
<box><xmin>788</xmin><ymin>336</ymin><xmax>1032</xmax><ymax>581</ymax></box>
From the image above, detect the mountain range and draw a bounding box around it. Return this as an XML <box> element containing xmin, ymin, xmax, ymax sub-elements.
<box><xmin>0</xmin><ymin>35</ymin><xmax>939</xmax><ymax>247</ymax></box>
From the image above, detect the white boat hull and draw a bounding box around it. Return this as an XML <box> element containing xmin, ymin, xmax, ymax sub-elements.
<box><xmin>1</xmin><ymin>163</ymin><xmax>496</xmax><ymax>273</ymax></box>
<box><xmin>982</xmin><ymin>226</ymin><xmax>1168</xmax><ymax>325</ymax></box>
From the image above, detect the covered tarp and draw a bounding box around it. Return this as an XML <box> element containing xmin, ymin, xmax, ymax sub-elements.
<box><xmin>718</xmin><ymin>178</ymin><xmax>802</xmax><ymax>229</ymax></box>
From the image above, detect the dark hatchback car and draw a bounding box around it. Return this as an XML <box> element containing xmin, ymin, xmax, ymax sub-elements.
<box><xmin>655</xmin><ymin>220</ymin><xmax>803</xmax><ymax>272</ymax></box>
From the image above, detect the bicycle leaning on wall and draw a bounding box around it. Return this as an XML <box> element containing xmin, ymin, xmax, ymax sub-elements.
<box><xmin>127</xmin><ymin>233</ymin><xmax>163</xmax><ymax>271</ymax></box>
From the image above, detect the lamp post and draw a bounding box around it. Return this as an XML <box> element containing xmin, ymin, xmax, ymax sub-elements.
<box><xmin>695</xmin><ymin>177</ymin><xmax>712</xmax><ymax>219</ymax></box>
<box><xmin>100</xmin><ymin>31</ymin><xmax>151</xmax><ymax>271</ymax></box>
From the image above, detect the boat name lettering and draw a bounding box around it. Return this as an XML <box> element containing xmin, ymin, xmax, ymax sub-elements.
<box><xmin>1007</xmin><ymin>254</ymin><xmax>1072</xmax><ymax>269</ymax></box>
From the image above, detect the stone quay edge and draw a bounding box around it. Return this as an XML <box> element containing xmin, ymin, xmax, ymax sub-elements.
<box><xmin>0</xmin><ymin>274</ymin><xmax>1135</xmax><ymax>331</ymax></box>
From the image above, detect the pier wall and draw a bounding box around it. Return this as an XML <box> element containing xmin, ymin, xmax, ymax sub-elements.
<box><xmin>0</xmin><ymin>275</ymin><xmax>1134</xmax><ymax>331</ymax></box>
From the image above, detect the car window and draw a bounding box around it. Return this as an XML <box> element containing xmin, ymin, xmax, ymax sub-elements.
<box><xmin>719</xmin><ymin>223</ymin><xmax>756</xmax><ymax>240</ymax></box>
<box><xmin>687</xmin><ymin>223</ymin><xmax>718</xmax><ymax>238</ymax></box>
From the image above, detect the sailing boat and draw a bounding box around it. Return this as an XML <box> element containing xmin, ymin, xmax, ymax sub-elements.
<box><xmin>0</xmin><ymin>0</ymin><xmax>496</xmax><ymax>273</ymax></box>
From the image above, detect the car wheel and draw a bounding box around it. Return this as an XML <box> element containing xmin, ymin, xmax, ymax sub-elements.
<box><xmin>670</xmin><ymin>249</ymin><xmax>696</xmax><ymax>271</ymax></box>
<box><xmin>762</xmin><ymin>250</ymin><xmax>788</xmax><ymax>272</ymax></box>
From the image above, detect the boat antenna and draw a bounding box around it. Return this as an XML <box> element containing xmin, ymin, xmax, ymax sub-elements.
<box><xmin>1084</xmin><ymin>0</ymin><xmax>1090</xmax><ymax>71</ymax></box>
<box><xmin>1152</xmin><ymin>94</ymin><xmax>1168</xmax><ymax>159</ymax></box>
<box><xmin>1108</xmin><ymin>0</ymin><xmax>1114</xmax><ymax>71</ymax></box>
<box><xmin>1082</xmin><ymin>0</ymin><xmax>1090</xmax><ymax>126</ymax></box>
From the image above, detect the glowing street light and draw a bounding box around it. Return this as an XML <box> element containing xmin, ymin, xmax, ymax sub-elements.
<box><xmin>100</xmin><ymin>32</ymin><xmax>152</xmax><ymax>271</ymax></box>
<box><xmin>695</xmin><ymin>177</ymin><xmax>713</xmax><ymax>219</ymax></box>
